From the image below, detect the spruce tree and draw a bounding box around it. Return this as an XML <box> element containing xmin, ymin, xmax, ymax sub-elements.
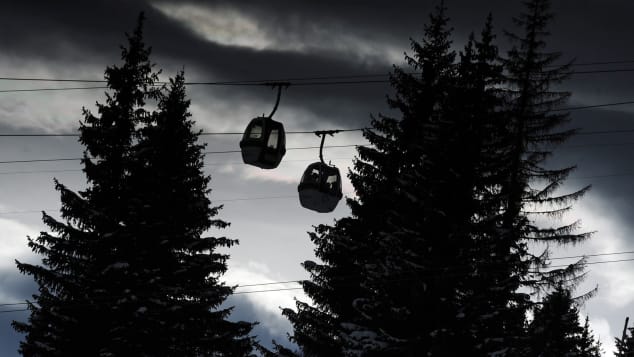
<box><xmin>124</xmin><ymin>72</ymin><xmax>255</xmax><ymax>356</ymax></box>
<box><xmin>281</xmin><ymin>217</ymin><xmax>369</xmax><ymax>356</ymax></box>
<box><xmin>13</xmin><ymin>16</ymin><xmax>155</xmax><ymax>357</ymax></box>
<box><xmin>501</xmin><ymin>0</ymin><xmax>593</xmax><ymax>351</ymax></box>
<box><xmin>579</xmin><ymin>317</ymin><xmax>602</xmax><ymax>357</ymax></box>
<box><xmin>283</xmin><ymin>0</ymin><xmax>592</xmax><ymax>355</ymax></box>
<box><xmin>449</xmin><ymin>15</ymin><xmax>531</xmax><ymax>355</ymax></box>
<box><xmin>503</xmin><ymin>0</ymin><xmax>591</xmax><ymax>279</ymax></box>
<box><xmin>615</xmin><ymin>320</ymin><xmax>634</xmax><ymax>357</ymax></box>
<box><xmin>284</xmin><ymin>3</ymin><xmax>472</xmax><ymax>356</ymax></box>
<box><xmin>526</xmin><ymin>286</ymin><xmax>601</xmax><ymax>356</ymax></box>
<box><xmin>13</xmin><ymin>16</ymin><xmax>255</xmax><ymax>356</ymax></box>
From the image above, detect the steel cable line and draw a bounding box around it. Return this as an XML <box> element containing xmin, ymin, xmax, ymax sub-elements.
<box><xmin>3</xmin><ymin>65</ymin><xmax>634</xmax><ymax>94</ymax></box>
<box><xmin>7</xmin><ymin>121</ymin><xmax>634</xmax><ymax>139</ymax></box>
<box><xmin>0</xmin><ymin>191</ymin><xmax>358</xmax><ymax>216</ymax></box>
<box><xmin>565</xmin><ymin>141</ymin><xmax>634</xmax><ymax>148</ymax></box>
<box><xmin>0</xmin><ymin>86</ymin><xmax>107</xmax><ymax>93</ymax></box>
<box><xmin>576</xmin><ymin>128</ymin><xmax>634</xmax><ymax>135</ymax></box>
<box><xmin>0</xmin><ymin>128</ymin><xmax>366</xmax><ymax>137</ymax></box>
<box><xmin>553</xmin><ymin>100</ymin><xmax>634</xmax><ymax>112</ymax></box>
<box><xmin>2</xmin><ymin>256</ymin><xmax>634</xmax><ymax>313</ymax></box>
<box><xmin>0</xmin><ymin>157</ymin><xmax>357</xmax><ymax>176</ymax></box>
<box><xmin>6</xmin><ymin>98</ymin><xmax>634</xmax><ymax>139</ymax></box>
<box><xmin>3</xmin><ymin>135</ymin><xmax>634</xmax><ymax>175</ymax></box>
<box><xmin>0</xmin><ymin>169</ymin><xmax>81</xmax><ymax>175</ymax></box>
<box><xmin>0</xmin><ymin>159</ymin><xmax>632</xmax><ymax>183</ymax></box>
<box><xmin>0</xmin><ymin>287</ymin><xmax>307</xmax><ymax>313</ymax></box>
<box><xmin>0</xmin><ymin>286</ymin><xmax>308</xmax><ymax>310</ymax></box>
<box><xmin>2</xmin><ymin>62</ymin><xmax>634</xmax><ymax>84</ymax></box>
<box><xmin>0</xmin><ymin>80</ymin><xmax>390</xmax><ymax>94</ymax></box>
<box><xmin>551</xmin><ymin>60</ymin><xmax>634</xmax><ymax>67</ymax></box>
<box><xmin>0</xmin><ymin>144</ymin><xmax>365</xmax><ymax>164</ymax></box>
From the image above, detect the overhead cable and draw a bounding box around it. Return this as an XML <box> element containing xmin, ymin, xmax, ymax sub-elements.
<box><xmin>0</xmin><ymin>64</ymin><xmax>632</xmax><ymax>84</ymax></box>
<box><xmin>0</xmin><ymin>144</ymin><xmax>365</xmax><ymax>164</ymax></box>
<box><xmin>0</xmin><ymin>128</ymin><xmax>365</xmax><ymax>137</ymax></box>
<box><xmin>2</xmin><ymin>255</ymin><xmax>634</xmax><ymax>313</ymax></box>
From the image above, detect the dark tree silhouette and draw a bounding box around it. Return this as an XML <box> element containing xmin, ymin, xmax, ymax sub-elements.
<box><xmin>283</xmin><ymin>0</ymin><xmax>592</xmax><ymax>356</ymax></box>
<box><xmin>578</xmin><ymin>316</ymin><xmax>603</xmax><ymax>357</ymax></box>
<box><xmin>497</xmin><ymin>0</ymin><xmax>593</xmax><ymax>352</ymax></box>
<box><xmin>123</xmin><ymin>72</ymin><xmax>255</xmax><ymax>356</ymax></box>
<box><xmin>284</xmin><ymin>3</ymin><xmax>472</xmax><ymax>356</ymax></box>
<box><xmin>503</xmin><ymin>0</ymin><xmax>591</xmax><ymax>281</ymax></box>
<box><xmin>615</xmin><ymin>318</ymin><xmax>634</xmax><ymax>357</ymax></box>
<box><xmin>13</xmin><ymin>16</ymin><xmax>156</xmax><ymax>357</ymax></box>
<box><xmin>448</xmin><ymin>14</ymin><xmax>530</xmax><ymax>355</ymax></box>
<box><xmin>527</xmin><ymin>286</ymin><xmax>601</xmax><ymax>356</ymax></box>
<box><xmin>13</xmin><ymin>15</ymin><xmax>255</xmax><ymax>356</ymax></box>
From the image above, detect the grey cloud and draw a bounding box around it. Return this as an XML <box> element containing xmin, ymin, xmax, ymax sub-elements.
<box><xmin>554</xmin><ymin>108</ymin><xmax>634</xmax><ymax>224</ymax></box>
<box><xmin>7</xmin><ymin>0</ymin><xmax>631</xmax><ymax>132</ymax></box>
<box><xmin>0</xmin><ymin>271</ymin><xmax>37</xmax><ymax>357</ymax></box>
<box><xmin>3</xmin><ymin>1</ymin><xmax>634</xmax><ymax>355</ymax></box>
<box><xmin>224</xmin><ymin>294</ymin><xmax>297</xmax><ymax>352</ymax></box>
<box><xmin>0</xmin><ymin>0</ymin><xmax>395</xmax><ymax>129</ymax></box>
<box><xmin>1</xmin><ymin>311</ymin><xmax>24</xmax><ymax>357</ymax></box>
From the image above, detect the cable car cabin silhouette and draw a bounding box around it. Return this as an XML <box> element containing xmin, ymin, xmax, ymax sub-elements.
<box><xmin>297</xmin><ymin>130</ymin><xmax>344</xmax><ymax>213</ymax></box>
<box><xmin>298</xmin><ymin>162</ymin><xmax>343</xmax><ymax>212</ymax></box>
<box><xmin>239</xmin><ymin>116</ymin><xmax>286</xmax><ymax>169</ymax></box>
<box><xmin>240</xmin><ymin>82</ymin><xmax>289</xmax><ymax>169</ymax></box>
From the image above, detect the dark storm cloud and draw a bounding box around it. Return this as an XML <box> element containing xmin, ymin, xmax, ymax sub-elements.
<box><xmin>1</xmin><ymin>311</ymin><xmax>26</xmax><ymax>357</ymax></box>
<box><xmin>3</xmin><ymin>2</ymin><xmax>634</xmax><ymax>353</ymax></box>
<box><xmin>0</xmin><ymin>271</ymin><xmax>36</xmax><ymax>301</ymax></box>
<box><xmin>150</xmin><ymin>0</ymin><xmax>634</xmax><ymax>63</ymax></box>
<box><xmin>0</xmin><ymin>0</ymin><xmax>397</xmax><ymax>128</ymax></box>
<box><xmin>554</xmin><ymin>108</ymin><xmax>634</xmax><ymax>225</ymax></box>
<box><xmin>0</xmin><ymin>272</ymin><xmax>36</xmax><ymax>357</ymax></box>
<box><xmin>3</xmin><ymin>0</ymin><xmax>634</xmax><ymax>79</ymax></box>
<box><xmin>4</xmin><ymin>1</ymin><xmax>634</xmax><ymax>129</ymax></box>
<box><xmin>4</xmin><ymin>0</ymin><xmax>634</xmax><ymax>272</ymax></box>
<box><xmin>3</xmin><ymin>0</ymin><xmax>634</xmax><ymax>267</ymax></box>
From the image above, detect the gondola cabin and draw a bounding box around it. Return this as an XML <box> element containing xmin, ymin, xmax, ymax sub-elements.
<box><xmin>239</xmin><ymin>116</ymin><xmax>286</xmax><ymax>169</ymax></box>
<box><xmin>298</xmin><ymin>162</ymin><xmax>343</xmax><ymax>213</ymax></box>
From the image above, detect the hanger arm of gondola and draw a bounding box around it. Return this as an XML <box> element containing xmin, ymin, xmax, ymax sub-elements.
<box><xmin>314</xmin><ymin>130</ymin><xmax>341</xmax><ymax>136</ymax></box>
<box><xmin>319</xmin><ymin>134</ymin><xmax>326</xmax><ymax>164</ymax></box>
<box><xmin>265</xmin><ymin>82</ymin><xmax>291</xmax><ymax>119</ymax></box>
<box><xmin>314</xmin><ymin>130</ymin><xmax>340</xmax><ymax>164</ymax></box>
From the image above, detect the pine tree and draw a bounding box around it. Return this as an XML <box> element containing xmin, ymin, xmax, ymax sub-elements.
<box><xmin>283</xmin><ymin>3</ymin><xmax>473</xmax><ymax>356</ymax></box>
<box><xmin>503</xmin><ymin>0</ymin><xmax>591</xmax><ymax>276</ymax></box>
<box><xmin>501</xmin><ymin>0</ymin><xmax>593</xmax><ymax>351</ymax></box>
<box><xmin>13</xmin><ymin>15</ymin><xmax>255</xmax><ymax>356</ymax></box>
<box><xmin>579</xmin><ymin>317</ymin><xmax>602</xmax><ymax>357</ymax></box>
<box><xmin>281</xmin><ymin>218</ymin><xmax>369</xmax><ymax>356</ymax></box>
<box><xmin>526</xmin><ymin>286</ymin><xmax>601</xmax><ymax>356</ymax></box>
<box><xmin>282</xmin><ymin>0</ymin><xmax>592</xmax><ymax>355</ymax></box>
<box><xmin>123</xmin><ymin>72</ymin><xmax>255</xmax><ymax>356</ymax></box>
<box><xmin>615</xmin><ymin>319</ymin><xmax>634</xmax><ymax>357</ymax></box>
<box><xmin>449</xmin><ymin>15</ymin><xmax>532</xmax><ymax>356</ymax></box>
<box><xmin>13</xmin><ymin>15</ymin><xmax>156</xmax><ymax>357</ymax></box>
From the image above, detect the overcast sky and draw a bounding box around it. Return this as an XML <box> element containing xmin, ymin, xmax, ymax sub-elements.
<box><xmin>2</xmin><ymin>1</ymin><xmax>634</xmax><ymax>355</ymax></box>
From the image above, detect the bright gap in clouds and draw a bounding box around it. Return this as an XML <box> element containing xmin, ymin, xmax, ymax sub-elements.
<box><xmin>223</xmin><ymin>261</ymin><xmax>308</xmax><ymax>338</ymax></box>
<box><xmin>151</xmin><ymin>2</ymin><xmax>403</xmax><ymax>66</ymax></box>
<box><xmin>0</xmin><ymin>217</ymin><xmax>38</xmax><ymax>292</ymax></box>
<box><xmin>534</xmin><ymin>191</ymin><xmax>634</xmax><ymax>356</ymax></box>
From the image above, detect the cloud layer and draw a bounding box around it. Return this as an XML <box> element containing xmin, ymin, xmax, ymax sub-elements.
<box><xmin>2</xmin><ymin>1</ymin><xmax>634</xmax><ymax>356</ymax></box>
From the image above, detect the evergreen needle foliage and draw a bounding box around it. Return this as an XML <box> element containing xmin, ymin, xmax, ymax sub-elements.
<box><xmin>615</xmin><ymin>320</ymin><xmax>634</xmax><ymax>357</ymax></box>
<box><xmin>13</xmin><ymin>15</ymin><xmax>255</xmax><ymax>356</ymax></box>
<box><xmin>527</xmin><ymin>286</ymin><xmax>601</xmax><ymax>356</ymax></box>
<box><xmin>282</xmin><ymin>1</ymin><xmax>597</xmax><ymax>356</ymax></box>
